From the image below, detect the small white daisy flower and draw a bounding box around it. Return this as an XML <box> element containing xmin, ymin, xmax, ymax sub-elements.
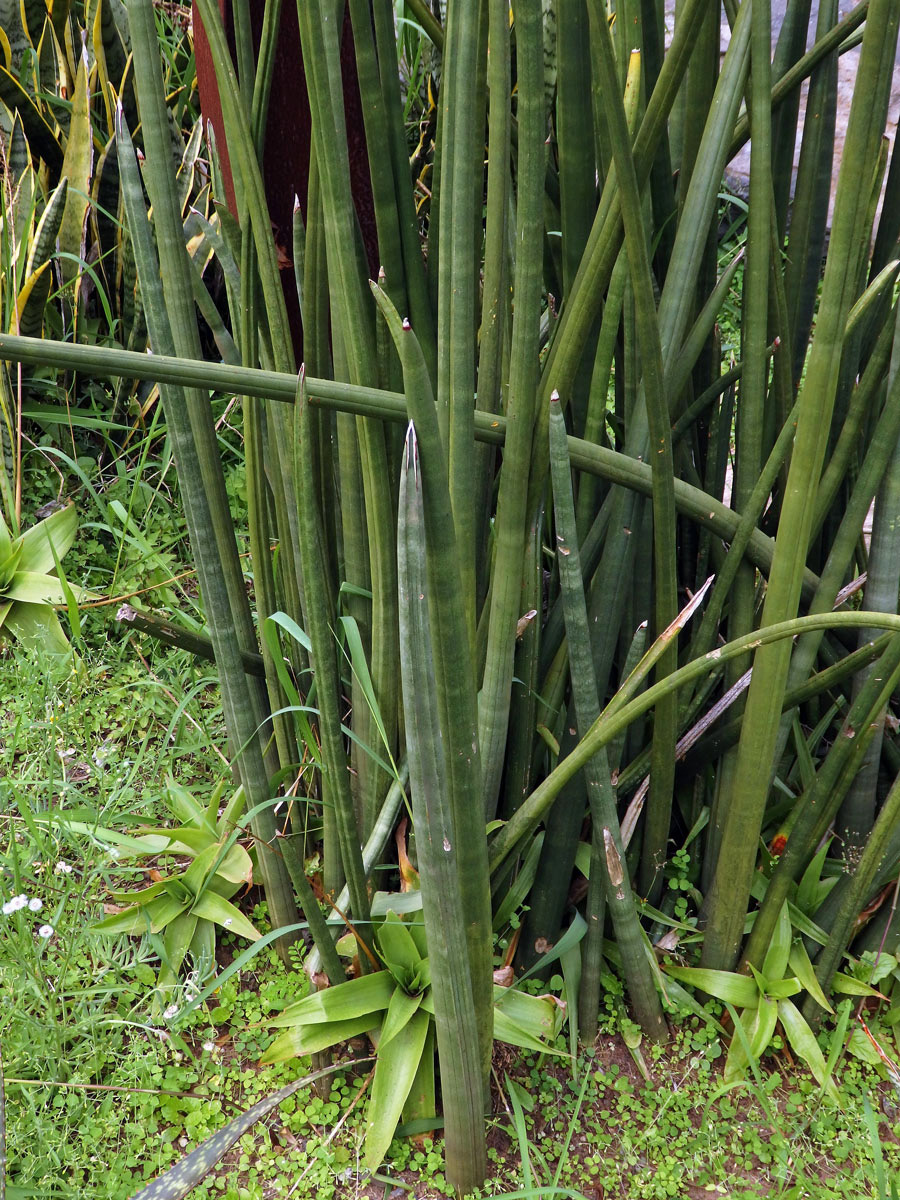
<box><xmin>202</xmin><ymin>1041</ymin><xmax>216</xmax><ymax>1054</ymax></box>
<box><xmin>54</xmin><ymin>861</ymin><xmax>73</xmax><ymax>875</ymax></box>
<box><xmin>163</xmin><ymin>1004</ymin><xmax>179</xmax><ymax>1020</ymax></box>
<box><xmin>37</xmin><ymin>924</ymin><xmax>54</xmax><ymax>939</ymax></box>
<box><xmin>3</xmin><ymin>894</ymin><xmax>28</xmax><ymax>915</ymax></box>
<box><xmin>28</xmin><ymin>898</ymin><xmax>42</xmax><ymax>912</ymax></box>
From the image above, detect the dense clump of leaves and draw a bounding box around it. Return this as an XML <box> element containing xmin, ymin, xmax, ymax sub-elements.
<box><xmin>4</xmin><ymin>0</ymin><xmax>900</xmax><ymax>1193</ymax></box>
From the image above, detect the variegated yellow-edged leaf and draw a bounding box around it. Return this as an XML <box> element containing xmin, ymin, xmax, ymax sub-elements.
<box><xmin>7</xmin><ymin>109</ymin><xmax>29</xmax><ymax>182</ymax></box>
<box><xmin>0</xmin><ymin>65</ymin><xmax>63</xmax><ymax>172</ymax></box>
<box><xmin>90</xmin><ymin>0</ymin><xmax>113</xmax><ymax>134</ymax></box>
<box><xmin>11</xmin><ymin>261</ymin><xmax>52</xmax><ymax>338</ymax></box>
<box><xmin>20</xmin><ymin>0</ymin><xmax>48</xmax><ymax>46</ymax></box>
<box><xmin>57</xmin><ymin>43</ymin><xmax>94</xmax><ymax>286</ymax></box>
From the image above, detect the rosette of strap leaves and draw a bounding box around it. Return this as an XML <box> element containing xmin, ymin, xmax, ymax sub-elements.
<box><xmin>261</xmin><ymin>909</ymin><xmax>566</xmax><ymax>1171</ymax></box>
<box><xmin>0</xmin><ymin>502</ymin><xmax>88</xmax><ymax>654</ymax></box>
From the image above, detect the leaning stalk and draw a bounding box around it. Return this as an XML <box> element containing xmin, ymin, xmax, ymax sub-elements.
<box><xmin>489</xmin><ymin>610</ymin><xmax>900</xmax><ymax>876</ymax></box>
<box><xmin>550</xmin><ymin>396</ymin><xmax>665</xmax><ymax>1042</ymax></box>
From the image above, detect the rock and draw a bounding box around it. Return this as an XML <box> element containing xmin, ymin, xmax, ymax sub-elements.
<box><xmin>665</xmin><ymin>1</ymin><xmax>900</xmax><ymax>228</ymax></box>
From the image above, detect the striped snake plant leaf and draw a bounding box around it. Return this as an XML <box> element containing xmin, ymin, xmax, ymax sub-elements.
<box><xmin>12</xmin><ymin>258</ymin><xmax>52</xmax><ymax>341</ymax></box>
<box><xmin>0</xmin><ymin>64</ymin><xmax>63</xmax><ymax>174</ymax></box>
<box><xmin>56</xmin><ymin>42</ymin><xmax>94</xmax><ymax>289</ymax></box>
<box><xmin>397</xmin><ymin>419</ymin><xmax>488</xmax><ymax>1190</ymax></box>
<box><xmin>11</xmin><ymin>175</ymin><xmax>68</xmax><ymax>337</ymax></box>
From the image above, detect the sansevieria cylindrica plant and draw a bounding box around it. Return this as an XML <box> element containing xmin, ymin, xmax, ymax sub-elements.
<box><xmin>3</xmin><ymin>0</ymin><xmax>900</xmax><ymax>1190</ymax></box>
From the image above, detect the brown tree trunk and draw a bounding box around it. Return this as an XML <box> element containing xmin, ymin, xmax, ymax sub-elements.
<box><xmin>191</xmin><ymin>0</ymin><xmax>379</xmax><ymax>358</ymax></box>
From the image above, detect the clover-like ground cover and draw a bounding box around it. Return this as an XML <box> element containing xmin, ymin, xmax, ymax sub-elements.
<box><xmin>1</xmin><ymin>628</ymin><xmax>898</xmax><ymax>1200</ymax></box>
